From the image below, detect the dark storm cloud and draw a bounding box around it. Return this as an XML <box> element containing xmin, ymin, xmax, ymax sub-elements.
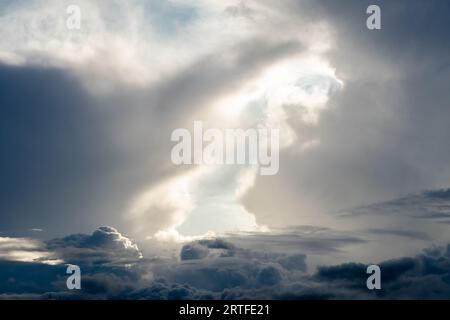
<box><xmin>0</xmin><ymin>227</ymin><xmax>148</xmax><ymax>299</ymax></box>
<box><xmin>0</xmin><ymin>64</ymin><xmax>121</xmax><ymax>236</ymax></box>
<box><xmin>180</xmin><ymin>243</ymin><xmax>209</xmax><ymax>260</ymax></box>
<box><xmin>158</xmin><ymin>239</ymin><xmax>450</xmax><ymax>300</ymax></box>
<box><xmin>0</xmin><ymin>61</ymin><xmax>194</xmax><ymax>239</ymax></box>
<box><xmin>311</xmin><ymin>248</ymin><xmax>450</xmax><ymax>299</ymax></box>
<box><xmin>123</xmin><ymin>280</ymin><xmax>207</xmax><ymax>300</ymax></box>
<box><xmin>0</xmin><ymin>260</ymin><xmax>65</xmax><ymax>295</ymax></box>
<box><xmin>180</xmin><ymin>238</ymin><xmax>237</xmax><ymax>260</ymax></box>
<box><xmin>5</xmin><ymin>0</ymin><xmax>448</xmax><ymax>241</ymax></box>
<box><xmin>2</xmin><ymin>226</ymin><xmax>450</xmax><ymax>299</ymax></box>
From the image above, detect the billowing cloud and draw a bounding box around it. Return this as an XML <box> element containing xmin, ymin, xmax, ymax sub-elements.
<box><xmin>241</xmin><ymin>0</ymin><xmax>450</xmax><ymax>232</ymax></box>
<box><xmin>3</xmin><ymin>227</ymin><xmax>450</xmax><ymax>299</ymax></box>
<box><xmin>1</xmin><ymin>0</ymin><xmax>450</xmax><ymax>301</ymax></box>
<box><xmin>46</xmin><ymin>226</ymin><xmax>143</xmax><ymax>265</ymax></box>
<box><xmin>4</xmin><ymin>188</ymin><xmax>449</xmax><ymax>298</ymax></box>
<box><xmin>0</xmin><ymin>0</ymin><xmax>343</xmax><ymax>239</ymax></box>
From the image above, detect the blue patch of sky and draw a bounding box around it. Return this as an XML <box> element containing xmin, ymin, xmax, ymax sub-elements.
<box><xmin>144</xmin><ymin>0</ymin><xmax>198</xmax><ymax>36</ymax></box>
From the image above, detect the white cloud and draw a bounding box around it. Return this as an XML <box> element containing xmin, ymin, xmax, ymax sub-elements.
<box><xmin>47</xmin><ymin>226</ymin><xmax>143</xmax><ymax>265</ymax></box>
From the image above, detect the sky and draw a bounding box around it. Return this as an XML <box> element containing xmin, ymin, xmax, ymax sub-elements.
<box><xmin>1</xmin><ymin>0</ymin><xmax>450</xmax><ymax>299</ymax></box>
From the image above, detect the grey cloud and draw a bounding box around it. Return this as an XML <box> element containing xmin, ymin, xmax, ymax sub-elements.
<box><xmin>197</xmin><ymin>238</ymin><xmax>236</xmax><ymax>251</ymax></box>
<box><xmin>242</xmin><ymin>0</ymin><xmax>450</xmax><ymax>233</ymax></box>
<box><xmin>180</xmin><ymin>243</ymin><xmax>209</xmax><ymax>261</ymax></box>
<box><xmin>311</xmin><ymin>248</ymin><xmax>450</xmax><ymax>299</ymax></box>
<box><xmin>0</xmin><ymin>64</ymin><xmax>121</xmax><ymax>237</ymax></box>
<box><xmin>365</xmin><ymin>229</ymin><xmax>430</xmax><ymax>241</ymax></box>
<box><xmin>1</xmin><ymin>0</ymin><xmax>450</xmax><ymax>301</ymax></box>
<box><xmin>2</xmin><ymin>228</ymin><xmax>450</xmax><ymax>299</ymax></box>
<box><xmin>179</xmin><ymin>237</ymin><xmax>308</xmax><ymax>270</ymax></box>
<box><xmin>180</xmin><ymin>238</ymin><xmax>237</xmax><ymax>261</ymax></box>
<box><xmin>0</xmin><ymin>36</ymin><xmax>305</xmax><ymax>240</ymax></box>
<box><xmin>170</xmin><ymin>240</ymin><xmax>450</xmax><ymax>299</ymax></box>
<box><xmin>122</xmin><ymin>279</ymin><xmax>213</xmax><ymax>300</ymax></box>
<box><xmin>277</xmin><ymin>254</ymin><xmax>307</xmax><ymax>272</ymax></box>
<box><xmin>46</xmin><ymin>226</ymin><xmax>142</xmax><ymax>265</ymax></box>
<box><xmin>164</xmin><ymin>262</ymin><xmax>249</xmax><ymax>292</ymax></box>
<box><xmin>0</xmin><ymin>260</ymin><xmax>65</xmax><ymax>295</ymax></box>
<box><xmin>256</xmin><ymin>263</ymin><xmax>284</xmax><ymax>286</ymax></box>
<box><xmin>1</xmin><ymin>227</ymin><xmax>148</xmax><ymax>299</ymax></box>
<box><xmin>340</xmin><ymin>188</ymin><xmax>450</xmax><ymax>222</ymax></box>
<box><xmin>227</xmin><ymin>226</ymin><xmax>367</xmax><ymax>256</ymax></box>
<box><xmin>150</xmin><ymin>38</ymin><xmax>303</xmax><ymax>123</ymax></box>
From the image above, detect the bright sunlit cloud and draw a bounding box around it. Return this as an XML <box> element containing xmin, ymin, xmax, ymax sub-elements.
<box><xmin>0</xmin><ymin>0</ymin><xmax>344</xmax><ymax>240</ymax></box>
<box><xmin>0</xmin><ymin>237</ymin><xmax>62</xmax><ymax>265</ymax></box>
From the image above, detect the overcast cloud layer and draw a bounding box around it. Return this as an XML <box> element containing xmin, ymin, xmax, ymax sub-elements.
<box><xmin>1</xmin><ymin>0</ymin><xmax>450</xmax><ymax>299</ymax></box>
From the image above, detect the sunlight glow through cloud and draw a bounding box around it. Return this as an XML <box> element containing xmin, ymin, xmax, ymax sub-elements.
<box><xmin>0</xmin><ymin>237</ymin><xmax>62</xmax><ymax>265</ymax></box>
<box><xmin>128</xmin><ymin>55</ymin><xmax>343</xmax><ymax>240</ymax></box>
<box><xmin>0</xmin><ymin>0</ymin><xmax>343</xmax><ymax>241</ymax></box>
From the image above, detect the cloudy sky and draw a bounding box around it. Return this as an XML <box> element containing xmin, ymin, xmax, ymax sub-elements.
<box><xmin>1</xmin><ymin>0</ymin><xmax>450</xmax><ymax>299</ymax></box>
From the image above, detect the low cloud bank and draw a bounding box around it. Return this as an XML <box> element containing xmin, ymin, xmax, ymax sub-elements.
<box><xmin>1</xmin><ymin>227</ymin><xmax>450</xmax><ymax>299</ymax></box>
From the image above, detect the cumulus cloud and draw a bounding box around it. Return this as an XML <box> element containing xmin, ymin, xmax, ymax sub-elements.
<box><xmin>2</xmin><ymin>225</ymin><xmax>450</xmax><ymax>299</ymax></box>
<box><xmin>313</xmin><ymin>244</ymin><xmax>450</xmax><ymax>299</ymax></box>
<box><xmin>0</xmin><ymin>226</ymin><xmax>148</xmax><ymax>299</ymax></box>
<box><xmin>1</xmin><ymin>0</ymin><xmax>450</xmax><ymax>301</ymax></box>
<box><xmin>156</xmin><ymin>240</ymin><xmax>450</xmax><ymax>299</ymax></box>
<box><xmin>180</xmin><ymin>238</ymin><xmax>236</xmax><ymax>260</ymax></box>
<box><xmin>46</xmin><ymin>226</ymin><xmax>143</xmax><ymax>265</ymax></box>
